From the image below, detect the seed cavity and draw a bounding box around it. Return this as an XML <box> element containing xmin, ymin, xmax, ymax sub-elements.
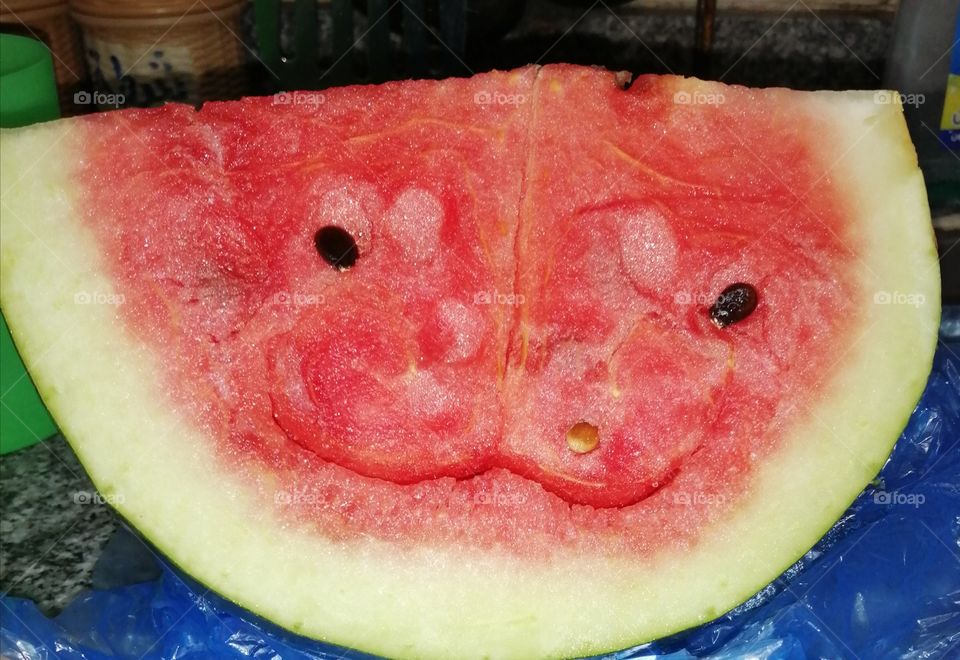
<box><xmin>314</xmin><ymin>226</ymin><xmax>358</xmax><ymax>270</ymax></box>
<box><xmin>566</xmin><ymin>421</ymin><xmax>600</xmax><ymax>454</ymax></box>
<box><xmin>710</xmin><ymin>282</ymin><xmax>758</xmax><ymax>328</ymax></box>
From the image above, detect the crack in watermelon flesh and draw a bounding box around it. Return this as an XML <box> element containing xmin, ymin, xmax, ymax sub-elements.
<box><xmin>75</xmin><ymin>65</ymin><xmax>862</xmax><ymax>552</ymax></box>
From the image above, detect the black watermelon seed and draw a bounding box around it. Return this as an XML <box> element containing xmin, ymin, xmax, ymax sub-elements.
<box><xmin>314</xmin><ymin>226</ymin><xmax>358</xmax><ymax>270</ymax></box>
<box><xmin>710</xmin><ymin>283</ymin><xmax>758</xmax><ymax>328</ymax></box>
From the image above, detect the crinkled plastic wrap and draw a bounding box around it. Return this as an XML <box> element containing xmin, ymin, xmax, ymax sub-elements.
<box><xmin>4</xmin><ymin>313</ymin><xmax>959</xmax><ymax>660</ymax></box>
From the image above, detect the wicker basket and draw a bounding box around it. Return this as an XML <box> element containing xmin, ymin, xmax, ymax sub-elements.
<box><xmin>0</xmin><ymin>0</ymin><xmax>87</xmax><ymax>115</ymax></box>
<box><xmin>69</xmin><ymin>0</ymin><xmax>247</xmax><ymax>109</ymax></box>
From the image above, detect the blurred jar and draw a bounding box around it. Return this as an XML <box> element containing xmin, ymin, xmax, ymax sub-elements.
<box><xmin>884</xmin><ymin>0</ymin><xmax>960</xmax><ymax>206</ymax></box>
<box><xmin>69</xmin><ymin>0</ymin><xmax>247</xmax><ymax>110</ymax></box>
<box><xmin>0</xmin><ymin>0</ymin><xmax>86</xmax><ymax>114</ymax></box>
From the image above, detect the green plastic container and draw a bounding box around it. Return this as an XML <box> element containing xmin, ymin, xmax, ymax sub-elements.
<box><xmin>0</xmin><ymin>33</ymin><xmax>61</xmax><ymax>453</ymax></box>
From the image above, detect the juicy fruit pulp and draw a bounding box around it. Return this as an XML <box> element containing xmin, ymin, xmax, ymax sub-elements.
<box><xmin>79</xmin><ymin>66</ymin><xmax>855</xmax><ymax>516</ymax></box>
<box><xmin>0</xmin><ymin>64</ymin><xmax>939</xmax><ymax>659</ymax></box>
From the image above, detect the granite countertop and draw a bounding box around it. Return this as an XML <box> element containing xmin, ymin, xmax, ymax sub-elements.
<box><xmin>476</xmin><ymin>0</ymin><xmax>892</xmax><ymax>90</ymax></box>
<box><xmin>1</xmin><ymin>437</ymin><xmax>115</xmax><ymax>613</ymax></box>
<box><xmin>3</xmin><ymin>1</ymin><xmax>954</xmax><ymax>617</ymax></box>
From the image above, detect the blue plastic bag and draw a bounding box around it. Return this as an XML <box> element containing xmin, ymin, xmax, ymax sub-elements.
<box><xmin>3</xmin><ymin>319</ymin><xmax>959</xmax><ymax>659</ymax></box>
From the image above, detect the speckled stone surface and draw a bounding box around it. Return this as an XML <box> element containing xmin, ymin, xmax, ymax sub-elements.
<box><xmin>0</xmin><ymin>5</ymin><xmax>897</xmax><ymax>618</ymax></box>
<box><xmin>472</xmin><ymin>3</ymin><xmax>892</xmax><ymax>90</ymax></box>
<box><xmin>245</xmin><ymin>2</ymin><xmax>894</xmax><ymax>91</ymax></box>
<box><xmin>0</xmin><ymin>437</ymin><xmax>116</xmax><ymax>614</ymax></box>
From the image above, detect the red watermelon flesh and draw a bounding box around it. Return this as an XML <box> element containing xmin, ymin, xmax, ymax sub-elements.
<box><xmin>0</xmin><ymin>64</ymin><xmax>939</xmax><ymax>657</ymax></box>
<box><xmin>80</xmin><ymin>64</ymin><xmax>853</xmax><ymax>522</ymax></box>
<box><xmin>80</xmin><ymin>70</ymin><xmax>531</xmax><ymax>489</ymax></box>
<box><xmin>502</xmin><ymin>66</ymin><xmax>860</xmax><ymax>508</ymax></box>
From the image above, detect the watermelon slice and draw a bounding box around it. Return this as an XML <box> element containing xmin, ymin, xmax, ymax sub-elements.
<box><xmin>0</xmin><ymin>65</ymin><xmax>939</xmax><ymax>658</ymax></box>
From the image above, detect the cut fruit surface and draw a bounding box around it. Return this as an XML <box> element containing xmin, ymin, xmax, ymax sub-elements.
<box><xmin>0</xmin><ymin>65</ymin><xmax>939</xmax><ymax>659</ymax></box>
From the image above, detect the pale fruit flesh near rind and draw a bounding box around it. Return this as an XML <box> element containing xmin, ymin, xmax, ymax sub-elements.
<box><xmin>0</xmin><ymin>65</ymin><xmax>939</xmax><ymax>659</ymax></box>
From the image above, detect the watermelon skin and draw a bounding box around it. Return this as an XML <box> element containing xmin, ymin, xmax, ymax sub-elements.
<box><xmin>0</xmin><ymin>65</ymin><xmax>939</xmax><ymax>659</ymax></box>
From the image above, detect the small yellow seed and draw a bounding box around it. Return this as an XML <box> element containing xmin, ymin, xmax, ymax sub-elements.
<box><xmin>566</xmin><ymin>421</ymin><xmax>599</xmax><ymax>454</ymax></box>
